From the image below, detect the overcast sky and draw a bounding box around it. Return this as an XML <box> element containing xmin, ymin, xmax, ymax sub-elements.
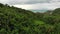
<box><xmin>0</xmin><ymin>0</ymin><xmax>60</xmax><ymax>10</ymax></box>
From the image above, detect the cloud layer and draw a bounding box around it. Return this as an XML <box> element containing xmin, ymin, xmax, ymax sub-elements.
<box><xmin>14</xmin><ymin>3</ymin><xmax>60</xmax><ymax>10</ymax></box>
<box><xmin>0</xmin><ymin>0</ymin><xmax>60</xmax><ymax>10</ymax></box>
<box><xmin>0</xmin><ymin>0</ymin><xmax>50</xmax><ymax>5</ymax></box>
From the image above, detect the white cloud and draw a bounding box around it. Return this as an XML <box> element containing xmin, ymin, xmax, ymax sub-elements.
<box><xmin>0</xmin><ymin>0</ymin><xmax>60</xmax><ymax>4</ymax></box>
<box><xmin>0</xmin><ymin>0</ymin><xmax>9</xmax><ymax>4</ymax></box>
<box><xmin>0</xmin><ymin>0</ymin><xmax>50</xmax><ymax>5</ymax></box>
<box><xmin>0</xmin><ymin>0</ymin><xmax>60</xmax><ymax>10</ymax></box>
<box><xmin>14</xmin><ymin>2</ymin><xmax>60</xmax><ymax>10</ymax></box>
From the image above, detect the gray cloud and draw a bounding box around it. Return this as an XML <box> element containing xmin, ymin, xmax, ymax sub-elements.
<box><xmin>0</xmin><ymin>0</ymin><xmax>51</xmax><ymax>5</ymax></box>
<box><xmin>0</xmin><ymin>0</ymin><xmax>60</xmax><ymax>10</ymax></box>
<box><xmin>0</xmin><ymin>0</ymin><xmax>9</xmax><ymax>4</ymax></box>
<box><xmin>14</xmin><ymin>3</ymin><xmax>60</xmax><ymax>10</ymax></box>
<box><xmin>0</xmin><ymin>0</ymin><xmax>60</xmax><ymax>5</ymax></box>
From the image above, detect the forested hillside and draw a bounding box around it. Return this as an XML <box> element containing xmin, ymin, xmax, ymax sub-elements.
<box><xmin>0</xmin><ymin>3</ymin><xmax>60</xmax><ymax>34</ymax></box>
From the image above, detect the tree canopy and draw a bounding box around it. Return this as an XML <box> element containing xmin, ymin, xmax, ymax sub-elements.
<box><xmin>0</xmin><ymin>3</ymin><xmax>60</xmax><ymax>34</ymax></box>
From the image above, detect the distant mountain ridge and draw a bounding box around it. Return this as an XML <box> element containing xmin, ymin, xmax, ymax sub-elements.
<box><xmin>30</xmin><ymin>9</ymin><xmax>48</xmax><ymax>13</ymax></box>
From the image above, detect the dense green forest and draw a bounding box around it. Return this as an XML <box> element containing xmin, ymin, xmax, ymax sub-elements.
<box><xmin>0</xmin><ymin>3</ymin><xmax>60</xmax><ymax>34</ymax></box>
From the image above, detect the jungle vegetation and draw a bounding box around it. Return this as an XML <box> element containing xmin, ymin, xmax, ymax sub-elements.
<box><xmin>0</xmin><ymin>3</ymin><xmax>60</xmax><ymax>34</ymax></box>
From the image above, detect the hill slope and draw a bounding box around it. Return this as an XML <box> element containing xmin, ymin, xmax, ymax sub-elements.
<box><xmin>0</xmin><ymin>3</ymin><xmax>60</xmax><ymax>34</ymax></box>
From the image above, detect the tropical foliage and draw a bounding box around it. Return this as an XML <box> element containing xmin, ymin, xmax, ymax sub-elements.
<box><xmin>0</xmin><ymin>3</ymin><xmax>60</xmax><ymax>34</ymax></box>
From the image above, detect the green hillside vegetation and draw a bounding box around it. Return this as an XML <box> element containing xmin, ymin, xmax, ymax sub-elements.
<box><xmin>0</xmin><ymin>3</ymin><xmax>60</xmax><ymax>34</ymax></box>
